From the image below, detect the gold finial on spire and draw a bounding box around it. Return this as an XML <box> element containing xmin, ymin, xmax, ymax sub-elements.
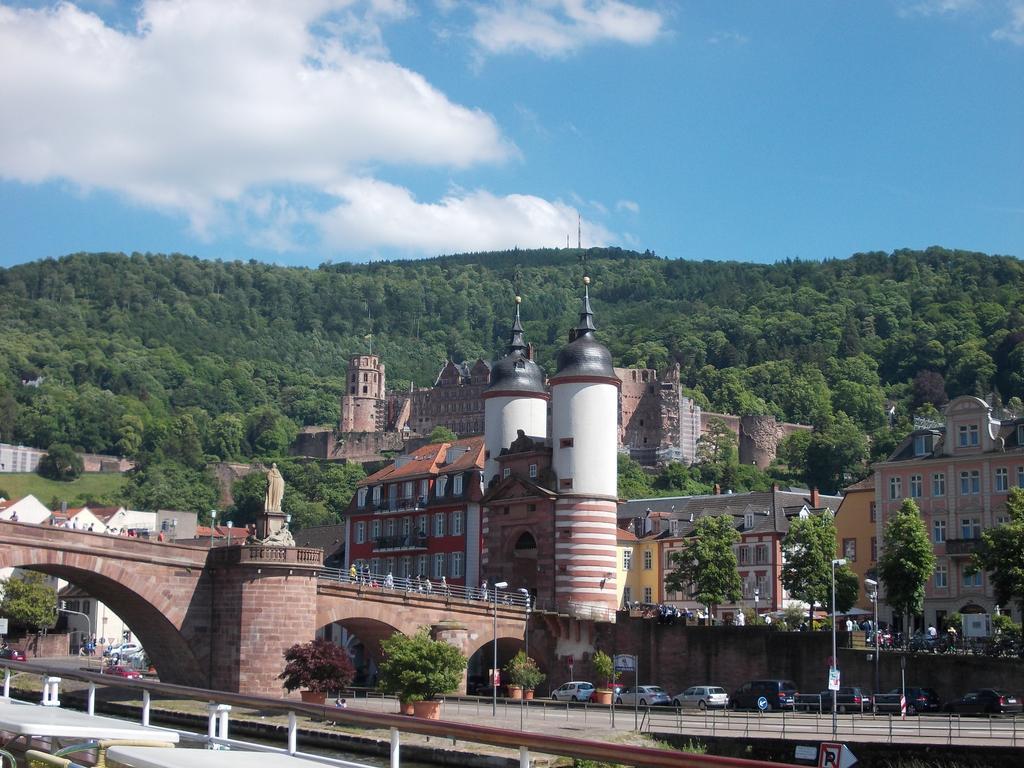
<box><xmin>515</xmin><ymin>295</ymin><xmax>522</xmax><ymax>304</ymax></box>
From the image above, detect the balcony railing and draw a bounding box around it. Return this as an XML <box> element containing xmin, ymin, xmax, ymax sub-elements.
<box><xmin>370</xmin><ymin>496</ymin><xmax>429</xmax><ymax>514</ymax></box>
<box><xmin>945</xmin><ymin>538</ymin><xmax>983</xmax><ymax>557</ymax></box>
<box><xmin>372</xmin><ymin>533</ymin><xmax>429</xmax><ymax>552</ymax></box>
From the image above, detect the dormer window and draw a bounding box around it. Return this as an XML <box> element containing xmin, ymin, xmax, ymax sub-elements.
<box><xmin>357</xmin><ymin>488</ymin><xmax>368</xmax><ymax>507</ymax></box>
<box><xmin>453</xmin><ymin>475</ymin><xmax>463</xmax><ymax>495</ymax></box>
<box><xmin>437</xmin><ymin>476</ymin><xmax>447</xmax><ymax>497</ymax></box>
<box><xmin>913</xmin><ymin>434</ymin><xmax>933</xmax><ymax>456</ymax></box>
<box><xmin>958</xmin><ymin>424</ymin><xmax>979</xmax><ymax>447</ymax></box>
<box><xmin>372</xmin><ymin>485</ymin><xmax>382</xmax><ymax>505</ymax></box>
<box><xmin>744</xmin><ymin>512</ymin><xmax>754</xmax><ymax>530</ymax></box>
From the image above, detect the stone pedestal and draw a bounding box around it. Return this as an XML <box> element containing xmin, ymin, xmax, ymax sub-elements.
<box><xmin>431</xmin><ymin>620</ymin><xmax>470</xmax><ymax>695</ymax></box>
<box><xmin>208</xmin><ymin>545</ymin><xmax>323</xmax><ymax>696</ymax></box>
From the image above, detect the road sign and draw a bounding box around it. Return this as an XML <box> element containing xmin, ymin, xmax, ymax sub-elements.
<box><xmin>492</xmin><ymin>669</ymin><xmax>500</xmax><ymax>686</ymax></box>
<box><xmin>818</xmin><ymin>743</ymin><xmax>857</xmax><ymax>768</ymax></box>
<box><xmin>828</xmin><ymin>666</ymin><xmax>841</xmax><ymax>691</ymax></box>
<box><xmin>0</xmin><ymin>618</ymin><xmax>7</xmax><ymax>635</ymax></box>
<box><xmin>614</xmin><ymin>654</ymin><xmax>636</xmax><ymax>672</ymax></box>
<box><xmin>756</xmin><ymin>696</ymin><xmax>769</xmax><ymax>711</ymax></box>
<box><xmin>794</xmin><ymin>745</ymin><xmax>818</xmax><ymax>762</ymax></box>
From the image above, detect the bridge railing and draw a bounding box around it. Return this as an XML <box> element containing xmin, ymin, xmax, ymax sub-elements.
<box><xmin>0</xmin><ymin>660</ymin><xmax>795</xmax><ymax>768</ymax></box>
<box><xmin>318</xmin><ymin>568</ymin><xmax>531</xmax><ymax>607</ymax></box>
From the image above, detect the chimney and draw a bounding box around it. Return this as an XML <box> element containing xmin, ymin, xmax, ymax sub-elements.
<box><xmin>771</xmin><ymin>482</ymin><xmax>778</xmax><ymax>493</ymax></box>
<box><xmin>713</xmin><ymin>483</ymin><xmax>721</xmax><ymax>495</ymax></box>
<box><xmin>811</xmin><ymin>487</ymin><xmax>820</xmax><ymax>507</ymax></box>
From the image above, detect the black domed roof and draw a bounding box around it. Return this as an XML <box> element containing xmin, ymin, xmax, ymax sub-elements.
<box><xmin>551</xmin><ymin>280</ymin><xmax>616</xmax><ymax>381</ymax></box>
<box><xmin>486</xmin><ymin>298</ymin><xmax>547</xmax><ymax>395</ymax></box>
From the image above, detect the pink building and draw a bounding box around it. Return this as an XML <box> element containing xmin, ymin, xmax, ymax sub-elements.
<box><xmin>873</xmin><ymin>395</ymin><xmax>1024</xmax><ymax>629</ymax></box>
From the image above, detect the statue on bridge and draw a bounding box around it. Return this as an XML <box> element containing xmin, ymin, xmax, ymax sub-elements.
<box><xmin>249</xmin><ymin>463</ymin><xmax>295</xmax><ymax>547</ymax></box>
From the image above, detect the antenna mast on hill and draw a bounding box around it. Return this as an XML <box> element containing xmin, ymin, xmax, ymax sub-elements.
<box><xmin>366</xmin><ymin>302</ymin><xmax>373</xmax><ymax>354</ymax></box>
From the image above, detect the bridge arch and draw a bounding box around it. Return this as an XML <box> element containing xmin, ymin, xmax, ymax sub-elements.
<box><xmin>0</xmin><ymin>538</ymin><xmax>207</xmax><ymax>687</ymax></box>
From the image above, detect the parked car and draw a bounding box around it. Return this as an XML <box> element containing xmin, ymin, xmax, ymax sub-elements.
<box><xmin>104</xmin><ymin>641</ymin><xmax>142</xmax><ymax>658</ymax></box>
<box><xmin>873</xmin><ymin>687</ymin><xmax>942</xmax><ymax>715</ymax></box>
<box><xmin>0</xmin><ymin>647</ymin><xmax>26</xmax><ymax>661</ymax></box>
<box><xmin>615</xmin><ymin>685</ymin><xmax>672</xmax><ymax>707</ymax></box>
<box><xmin>101</xmin><ymin>665</ymin><xmax>142</xmax><ymax>679</ymax></box>
<box><xmin>815</xmin><ymin>687</ymin><xmax>870</xmax><ymax>713</ymax></box>
<box><xmin>944</xmin><ymin>689</ymin><xmax>1022</xmax><ymax>715</ymax></box>
<box><xmin>550</xmin><ymin>681</ymin><xmax>595</xmax><ymax>702</ymax></box>
<box><xmin>673</xmin><ymin>686</ymin><xmax>729</xmax><ymax>710</ymax></box>
<box><xmin>731</xmin><ymin>679</ymin><xmax>798</xmax><ymax>710</ymax></box>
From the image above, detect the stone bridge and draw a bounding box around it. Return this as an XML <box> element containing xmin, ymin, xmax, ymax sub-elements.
<box><xmin>0</xmin><ymin>521</ymin><xmax>526</xmax><ymax>696</ymax></box>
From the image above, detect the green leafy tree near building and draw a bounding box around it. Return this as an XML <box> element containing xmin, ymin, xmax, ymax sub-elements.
<box><xmin>427</xmin><ymin>426</ymin><xmax>457</xmax><ymax>443</ymax></box>
<box><xmin>878</xmin><ymin>498</ymin><xmax>936</xmax><ymax>632</ymax></box>
<box><xmin>36</xmin><ymin>443</ymin><xmax>83</xmax><ymax>481</ymax></box>
<box><xmin>0</xmin><ymin>572</ymin><xmax>57</xmax><ymax>632</ymax></box>
<box><xmin>973</xmin><ymin>488</ymin><xmax>1024</xmax><ymax>622</ymax></box>
<box><xmin>664</xmin><ymin>515</ymin><xmax>741</xmax><ymax>617</ymax></box>
<box><xmin>782</xmin><ymin>511</ymin><xmax>841</xmax><ymax>624</ymax></box>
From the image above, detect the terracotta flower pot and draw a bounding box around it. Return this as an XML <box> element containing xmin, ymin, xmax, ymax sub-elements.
<box><xmin>300</xmin><ymin>690</ymin><xmax>327</xmax><ymax>705</ymax></box>
<box><xmin>399</xmin><ymin>700</ymin><xmax>415</xmax><ymax>716</ymax></box>
<box><xmin>412</xmin><ymin>700</ymin><xmax>441</xmax><ymax>719</ymax></box>
<box><xmin>508</xmin><ymin>685</ymin><xmax>523</xmax><ymax>700</ymax></box>
<box><xmin>592</xmin><ymin>690</ymin><xmax>613</xmax><ymax>705</ymax></box>
<box><xmin>524</xmin><ymin>689</ymin><xmax>535</xmax><ymax>700</ymax></box>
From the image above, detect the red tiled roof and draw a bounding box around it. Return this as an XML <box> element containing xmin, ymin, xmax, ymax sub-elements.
<box><xmin>844</xmin><ymin>476</ymin><xmax>875</xmax><ymax>492</ymax></box>
<box><xmin>360</xmin><ymin>436</ymin><xmax>485</xmax><ymax>486</ymax></box>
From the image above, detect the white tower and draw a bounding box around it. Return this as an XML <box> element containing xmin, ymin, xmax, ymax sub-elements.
<box><xmin>549</xmin><ymin>277</ymin><xmax>620</xmax><ymax>619</ymax></box>
<box><xmin>482</xmin><ymin>296</ymin><xmax>549</xmax><ymax>487</ymax></box>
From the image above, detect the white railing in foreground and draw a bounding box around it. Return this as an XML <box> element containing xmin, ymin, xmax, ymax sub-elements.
<box><xmin>0</xmin><ymin>660</ymin><xmax>793</xmax><ymax>768</ymax></box>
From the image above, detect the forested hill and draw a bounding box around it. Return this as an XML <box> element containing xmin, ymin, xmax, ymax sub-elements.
<box><xmin>0</xmin><ymin>246</ymin><xmax>1022</xmax><ymax>468</ymax></box>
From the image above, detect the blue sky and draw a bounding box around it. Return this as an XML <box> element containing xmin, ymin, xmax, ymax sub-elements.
<box><xmin>0</xmin><ymin>0</ymin><xmax>1021</xmax><ymax>268</ymax></box>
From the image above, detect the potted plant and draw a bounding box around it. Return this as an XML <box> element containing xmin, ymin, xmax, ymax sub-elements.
<box><xmin>590</xmin><ymin>650</ymin><xmax>616</xmax><ymax>705</ymax></box>
<box><xmin>505</xmin><ymin>651</ymin><xmax>545</xmax><ymax>700</ymax></box>
<box><xmin>378</xmin><ymin>627</ymin><xmax>467</xmax><ymax>719</ymax></box>
<box><xmin>279</xmin><ymin>639</ymin><xmax>355</xmax><ymax>704</ymax></box>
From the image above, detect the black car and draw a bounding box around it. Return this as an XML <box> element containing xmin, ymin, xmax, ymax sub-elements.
<box><xmin>731</xmin><ymin>679</ymin><xmax>798</xmax><ymax>710</ymax></box>
<box><xmin>886</xmin><ymin>687</ymin><xmax>942</xmax><ymax>715</ymax></box>
<box><xmin>945</xmin><ymin>689</ymin><xmax>1022</xmax><ymax>715</ymax></box>
<box><xmin>813</xmin><ymin>687</ymin><xmax>870</xmax><ymax>713</ymax></box>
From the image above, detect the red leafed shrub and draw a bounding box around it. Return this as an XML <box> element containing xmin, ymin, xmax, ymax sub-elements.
<box><xmin>279</xmin><ymin>639</ymin><xmax>355</xmax><ymax>693</ymax></box>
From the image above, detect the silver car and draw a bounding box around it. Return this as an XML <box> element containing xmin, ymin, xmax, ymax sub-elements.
<box><xmin>673</xmin><ymin>685</ymin><xmax>729</xmax><ymax>710</ymax></box>
<box><xmin>615</xmin><ymin>685</ymin><xmax>672</xmax><ymax>706</ymax></box>
<box><xmin>550</xmin><ymin>681</ymin><xmax>595</xmax><ymax>702</ymax></box>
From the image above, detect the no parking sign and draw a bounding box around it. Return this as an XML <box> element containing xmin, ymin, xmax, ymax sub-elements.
<box><xmin>818</xmin><ymin>743</ymin><xmax>857</xmax><ymax>768</ymax></box>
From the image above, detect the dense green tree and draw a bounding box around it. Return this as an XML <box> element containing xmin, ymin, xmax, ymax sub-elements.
<box><xmin>427</xmin><ymin>426</ymin><xmax>458</xmax><ymax>443</ymax></box>
<box><xmin>823</xmin><ymin>566</ymin><xmax>860</xmax><ymax>614</ymax></box>
<box><xmin>664</xmin><ymin>515</ymin><xmax>742</xmax><ymax>615</ymax></box>
<box><xmin>652</xmin><ymin>462</ymin><xmax>711</xmax><ymax>496</ymax></box>
<box><xmin>36</xmin><ymin>443</ymin><xmax>83</xmax><ymax>481</ymax></box>
<box><xmin>126</xmin><ymin>461</ymin><xmax>219</xmax><ymax>515</ymax></box>
<box><xmin>617</xmin><ymin>453</ymin><xmax>653</xmax><ymax>499</ymax></box>
<box><xmin>973</xmin><ymin>488</ymin><xmax>1024</xmax><ymax>620</ymax></box>
<box><xmin>878</xmin><ymin>498</ymin><xmax>936</xmax><ymax>630</ymax></box>
<box><xmin>782</xmin><ymin>512</ymin><xmax>839</xmax><ymax>623</ymax></box>
<box><xmin>0</xmin><ymin>572</ymin><xmax>56</xmax><ymax>631</ymax></box>
<box><xmin>804</xmin><ymin>412</ymin><xmax>869</xmax><ymax>493</ymax></box>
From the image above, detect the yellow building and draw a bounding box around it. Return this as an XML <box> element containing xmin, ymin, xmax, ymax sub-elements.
<box><xmin>835</xmin><ymin>476</ymin><xmax>877</xmax><ymax>611</ymax></box>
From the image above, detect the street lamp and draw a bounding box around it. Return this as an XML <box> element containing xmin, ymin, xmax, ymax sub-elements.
<box><xmin>865</xmin><ymin>578</ymin><xmax>879</xmax><ymax>703</ymax></box>
<box><xmin>58</xmin><ymin>601</ymin><xmax>92</xmax><ymax>669</ymax></box>
<box><xmin>209</xmin><ymin>510</ymin><xmax>217</xmax><ymax>549</ymax></box>
<box><xmin>517</xmin><ymin>588</ymin><xmax>531</xmax><ymax>730</ymax></box>
<box><xmin>753</xmin><ymin>587</ymin><xmax>760</xmax><ymax>625</ymax></box>
<box><xmin>831</xmin><ymin>557</ymin><xmax>846</xmax><ymax>738</ymax></box>
<box><xmin>492</xmin><ymin>581</ymin><xmax>508</xmax><ymax>717</ymax></box>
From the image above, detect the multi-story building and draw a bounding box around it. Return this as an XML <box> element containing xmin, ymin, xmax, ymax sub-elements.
<box><xmin>343</xmin><ymin>436</ymin><xmax>486</xmax><ymax>588</ymax></box>
<box><xmin>618</xmin><ymin>487</ymin><xmax>841</xmax><ymax>622</ymax></box>
<box><xmin>834</xmin><ymin>476</ymin><xmax>877</xmax><ymax>611</ymax></box>
<box><xmin>873</xmin><ymin>395</ymin><xmax>1024</xmax><ymax>629</ymax></box>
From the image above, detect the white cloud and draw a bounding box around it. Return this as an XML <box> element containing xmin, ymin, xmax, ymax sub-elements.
<box><xmin>316</xmin><ymin>177</ymin><xmax>615</xmax><ymax>253</ymax></box>
<box><xmin>897</xmin><ymin>0</ymin><xmax>977</xmax><ymax>17</ymax></box>
<box><xmin>992</xmin><ymin>1</ymin><xmax>1024</xmax><ymax>44</ymax></box>
<box><xmin>0</xmin><ymin>0</ymin><xmax>543</xmax><ymax>253</ymax></box>
<box><xmin>468</xmin><ymin>0</ymin><xmax>663</xmax><ymax>58</ymax></box>
<box><xmin>707</xmin><ymin>30</ymin><xmax>748</xmax><ymax>46</ymax></box>
<box><xmin>616</xmin><ymin>199</ymin><xmax>639</xmax><ymax>214</ymax></box>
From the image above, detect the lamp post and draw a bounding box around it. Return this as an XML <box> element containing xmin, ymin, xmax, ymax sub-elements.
<box><xmin>209</xmin><ymin>510</ymin><xmax>217</xmax><ymax>549</ymax></box>
<box><xmin>517</xmin><ymin>588</ymin><xmax>530</xmax><ymax>730</ymax></box>
<box><xmin>830</xmin><ymin>557</ymin><xmax>846</xmax><ymax>738</ymax></box>
<box><xmin>753</xmin><ymin>587</ymin><xmax>760</xmax><ymax>625</ymax></box>
<box><xmin>58</xmin><ymin>602</ymin><xmax>92</xmax><ymax>669</ymax></box>
<box><xmin>492</xmin><ymin>580</ymin><xmax>508</xmax><ymax>717</ymax></box>
<box><xmin>865</xmin><ymin>578</ymin><xmax>879</xmax><ymax>703</ymax></box>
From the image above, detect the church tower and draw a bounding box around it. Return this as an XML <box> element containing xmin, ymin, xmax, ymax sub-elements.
<box><xmin>483</xmin><ymin>296</ymin><xmax>548</xmax><ymax>487</ymax></box>
<box><xmin>549</xmin><ymin>277</ymin><xmax>620</xmax><ymax>618</ymax></box>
